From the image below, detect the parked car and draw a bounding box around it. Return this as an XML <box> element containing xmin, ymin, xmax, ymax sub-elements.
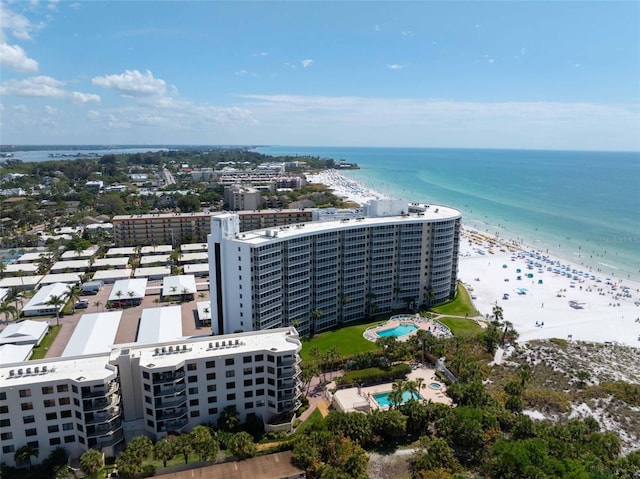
<box><xmin>75</xmin><ymin>299</ymin><xmax>89</xmax><ymax>309</ymax></box>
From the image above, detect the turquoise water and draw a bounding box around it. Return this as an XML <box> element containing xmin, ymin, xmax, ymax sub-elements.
<box><xmin>377</xmin><ymin>324</ymin><xmax>418</xmax><ymax>338</ymax></box>
<box><xmin>373</xmin><ymin>390</ymin><xmax>420</xmax><ymax>407</ymax></box>
<box><xmin>257</xmin><ymin>147</ymin><xmax>640</xmax><ymax>281</ymax></box>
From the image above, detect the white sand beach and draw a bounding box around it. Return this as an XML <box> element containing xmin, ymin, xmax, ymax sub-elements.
<box><xmin>307</xmin><ymin>170</ymin><xmax>640</xmax><ymax>348</ymax></box>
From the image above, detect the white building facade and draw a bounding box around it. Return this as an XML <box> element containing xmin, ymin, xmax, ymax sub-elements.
<box><xmin>208</xmin><ymin>200</ymin><xmax>461</xmax><ymax>336</ymax></box>
<box><xmin>0</xmin><ymin>328</ymin><xmax>301</xmax><ymax>467</ymax></box>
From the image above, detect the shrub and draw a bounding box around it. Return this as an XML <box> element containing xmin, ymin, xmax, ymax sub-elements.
<box><xmin>336</xmin><ymin>363</ymin><xmax>412</xmax><ymax>386</ymax></box>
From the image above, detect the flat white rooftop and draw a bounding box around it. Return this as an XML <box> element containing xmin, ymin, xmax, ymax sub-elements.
<box><xmin>50</xmin><ymin>260</ymin><xmax>90</xmax><ymax>271</ymax></box>
<box><xmin>183</xmin><ymin>263</ymin><xmax>209</xmax><ymax>275</ymax></box>
<box><xmin>232</xmin><ymin>206</ymin><xmax>461</xmax><ymax>246</ymax></box>
<box><xmin>109</xmin><ymin>278</ymin><xmax>147</xmax><ymax>301</ymax></box>
<box><xmin>119</xmin><ymin>327</ymin><xmax>300</xmax><ymax>369</ymax></box>
<box><xmin>137</xmin><ymin>305</ymin><xmax>183</xmax><ymax>344</ymax></box>
<box><xmin>22</xmin><ymin>282</ymin><xmax>70</xmax><ymax>314</ymax></box>
<box><xmin>40</xmin><ymin>272</ymin><xmax>83</xmax><ymax>285</ymax></box>
<box><xmin>106</xmin><ymin>247</ymin><xmax>137</xmax><ymax>257</ymax></box>
<box><xmin>180</xmin><ymin>243</ymin><xmax>208</xmax><ymax>252</ymax></box>
<box><xmin>92</xmin><ymin>269</ymin><xmax>132</xmax><ymax>281</ymax></box>
<box><xmin>140</xmin><ymin>254</ymin><xmax>171</xmax><ymax>265</ymax></box>
<box><xmin>93</xmin><ymin>257</ymin><xmax>130</xmax><ymax>268</ymax></box>
<box><xmin>0</xmin><ymin>343</ymin><xmax>33</xmax><ymax>363</ymax></box>
<box><xmin>0</xmin><ymin>276</ymin><xmax>43</xmax><ymax>289</ymax></box>
<box><xmin>134</xmin><ymin>266</ymin><xmax>171</xmax><ymax>278</ymax></box>
<box><xmin>162</xmin><ymin>275</ymin><xmax>197</xmax><ymax>296</ymax></box>
<box><xmin>1</xmin><ymin>353</ymin><xmax>116</xmax><ymax>386</ymax></box>
<box><xmin>60</xmin><ymin>247</ymin><xmax>99</xmax><ymax>259</ymax></box>
<box><xmin>0</xmin><ymin>319</ymin><xmax>49</xmax><ymax>345</ymax></box>
<box><xmin>4</xmin><ymin>262</ymin><xmax>39</xmax><ymax>274</ymax></box>
<box><xmin>140</xmin><ymin>245</ymin><xmax>172</xmax><ymax>254</ymax></box>
<box><xmin>17</xmin><ymin>252</ymin><xmax>52</xmax><ymax>263</ymax></box>
<box><xmin>62</xmin><ymin>311</ymin><xmax>122</xmax><ymax>357</ymax></box>
<box><xmin>179</xmin><ymin>252</ymin><xmax>208</xmax><ymax>263</ymax></box>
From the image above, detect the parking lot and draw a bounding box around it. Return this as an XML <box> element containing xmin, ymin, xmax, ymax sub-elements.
<box><xmin>45</xmin><ymin>278</ymin><xmax>211</xmax><ymax>358</ymax></box>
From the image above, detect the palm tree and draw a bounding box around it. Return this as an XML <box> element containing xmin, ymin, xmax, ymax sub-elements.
<box><xmin>93</xmin><ymin>300</ymin><xmax>103</xmax><ymax>312</ymax></box>
<box><xmin>114</xmin><ymin>290</ymin><xmax>124</xmax><ymax>306</ymax></box>
<box><xmin>14</xmin><ymin>444</ymin><xmax>38</xmax><ymax>469</ymax></box>
<box><xmin>404</xmin><ymin>380</ymin><xmax>419</xmax><ymax>401</ymax></box>
<box><xmin>309</xmin><ymin>309</ymin><xmax>322</xmax><ymax>337</ymax></box>
<box><xmin>0</xmin><ymin>261</ymin><xmax>6</xmax><ymax>279</ymax></box>
<box><xmin>388</xmin><ymin>379</ymin><xmax>406</xmax><ymax>409</ymax></box>
<box><xmin>47</xmin><ymin>294</ymin><xmax>67</xmax><ymax>326</ymax></box>
<box><xmin>0</xmin><ymin>301</ymin><xmax>17</xmax><ymax>324</ymax></box>
<box><xmin>66</xmin><ymin>284</ymin><xmax>82</xmax><ymax>313</ymax></box>
<box><xmin>7</xmin><ymin>286</ymin><xmax>24</xmax><ymax>310</ymax></box>
<box><xmin>154</xmin><ymin>438</ymin><xmax>176</xmax><ymax>468</ymax></box>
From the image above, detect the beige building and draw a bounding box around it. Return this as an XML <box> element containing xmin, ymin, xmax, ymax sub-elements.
<box><xmin>224</xmin><ymin>185</ymin><xmax>262</xmax><ymax>211</ymax></box>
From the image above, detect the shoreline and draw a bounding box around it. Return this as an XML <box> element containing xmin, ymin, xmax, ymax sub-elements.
<box><xmin>306</xmin><ymin>169</ymin><xmax>640</xmax><ymax>348</ymax></box>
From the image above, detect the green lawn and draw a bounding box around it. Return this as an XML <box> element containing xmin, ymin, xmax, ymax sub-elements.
<box><xmin>437</xmin><ymin>316</ymin><xmax>483</xmax><ymax>336</ymax></box>
<box><xmin>300</xmin><ymin>319</ymin><xmax>384</xmax><ymax>362</ymax></box>
<box><xmin>430</xmin><ymin>283</ymin><xmax>480</xmax><ymax>317</ymax></box>
<box><xmin>29</xmin><ymin>325</ymin><xmax>62</xmax><ymax>360</ymax></box>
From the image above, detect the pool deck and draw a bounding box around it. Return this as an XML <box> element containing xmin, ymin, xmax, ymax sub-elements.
<box><xmin>331</xmin><ymin>366</ymin><xmax>452</xmax><ymax>413</ymax></box>
<box><xmin>364</xmin><ymin>314</ymin><xmax>452</xmax><ymax>342</ymax></box>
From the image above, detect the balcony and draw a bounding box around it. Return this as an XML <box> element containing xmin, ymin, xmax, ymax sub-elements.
<box><xmin>83</xmin><ymin>394</ymin><xmax>119</xmax><ymax>412</ymax></box>
<box><xmin>156</xmin><ymin>407</ymin><xmax>188</xmax><ymax>421</ymax></box>
<box><xmin>158</xmin><ymin>417</ymin><xmax>188</xmax><ymax>432</ymax></box>
<box><xmin>155</xmin><ymin>395</ymin><xmax>187</xmax><ymax>410</ymax></box>
<box><xmin>96</xmin><ymin>429</ymin><xmax>124</xmax><ymax>448</ymax></box>
<box><xmin>152</xmin><ymin>371</ymin><xmax>185</xmax><ymax>384</ymax></box>
<box><xmin>85</xmin><ymin>407</ymin><xmax>121</xmax><ymax>425</ymax></box>
<box><xmin>87</xmin><ymin>420</ymin><xmax>123</xmax><ymax>438</ymax></box>
<box><xmin>82</xmin><ymin>381</ymin><xmax>120</xmax><ymax>399</ymax></box>
<box><xmin>154</xmin><ymin>384</ymin><xmax>186</xmax><ymax>397</ymax></box>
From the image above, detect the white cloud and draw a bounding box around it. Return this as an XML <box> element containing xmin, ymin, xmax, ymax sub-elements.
<box><xmin>13</xmin><ymin>104</ymin><xmax>28</xmax><ymax>113</ymax></box>
<box><xmin>374</xmin><ymin>25</ymin><xmax>381</xmax><ymax>31</ymax></box>
<box><xmin>301</xmin><ymin>59</ymin><xmax>313</xmax><ymax>68</ymax></box>
<box><xmin>0</xmin><ymin>43</ymin><xmax>38</xmax><ymax>72</ymax></box>
<box><xmin>1</xmin><ymin>75</ymin><xmax>100</xmax><ymax>103</ymax></box>
<box><xmin>92</xmin><ymin>69</ymin><xmax>166</xmax><ymax>97</ymax></box>
<box><xmin>252</xmin><ymin>52</ymin><xmax>269</xmax><ymax>57</ymax></box>
<box><xmin>401</xmin><ymin>30</ymin><xmax>414</xmax><ymax>37</ymax></box>
<box><xmin>0</xmin><ymin>3</ymin><xmax>42</xmax><ymax>41</ymax></box>
<box><xmin>387</xmin><ymin>64</ymin><xmax>407</xmax><ymax>70</ymax></box>
<box><xmin>44</xmin><ymin>105</ymin><xmax>58</xmax><ymax>115</ymax></box>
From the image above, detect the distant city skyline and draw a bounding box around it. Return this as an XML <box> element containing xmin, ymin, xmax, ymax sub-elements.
<box><xmin>1</xmin><ymin>1</ymin><xmax>638</xmax><ymax>151</ymax></box>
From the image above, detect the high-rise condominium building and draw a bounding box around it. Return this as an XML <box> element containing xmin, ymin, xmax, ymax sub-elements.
<box><xmin>209</xmin><ymin>200</ymin><xmax>461</xmax><ymax>336</ymax></box>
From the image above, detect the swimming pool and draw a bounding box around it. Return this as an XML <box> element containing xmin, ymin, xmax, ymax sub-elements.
<box><xmin>376</xmin><ymin>323</ymin><xmax>418</xmax><ymax>338</ymax></box>
<box><xmin>373</xmin><ymin>390</ymin><xmax>421</xmax><ymax>408</ymax></box>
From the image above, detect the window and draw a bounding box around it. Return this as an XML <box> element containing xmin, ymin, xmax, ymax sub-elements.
<box><xmin>227</xmin><ymin>393</ymin><xmax>236</xmax><ymax>401</ymax></box>
<box><xmin>48</xmin><ymin>425</ymin><xmax>60</xmax><ymax>433</ymax></box>
<box><xmin>208</xmin><ymin>407</ymin><xmax>218</xmax><ymax>415</ymax></box>
<box><xmin>188</xmin><ymin>387</ymin><xmax>199</xmax><ymax>395</ymax></box>
<box><xmin>206</xmin><ymin>372</ymin><xmax>216</xmax><ymax>380</ymax></box>
<box><xmin>79</xmin><ymin>437</ymin><xmax>85</xmax><ymax>444</ymax></box>
<box><xmin>244</xmin><ymin>379</ymin><xmax>253</xmax><ymax>387</ymax></box>
<box><xmin>256</xmin><ymin>400</ymin><xmax>265</xmax><ymax>407</ymax></box>
<box><xmin>189</xmin><ymin>399</ymin><xmax>199</xmax><ymax>407</ymax></box>
<box><xmin>243</xmin><ymin>368</ymin><xmax>252</xmax><ymax>375</ymax></box>
<box><xmin>244</xmin><ymin>391</ymin><xmax>253</xmax><ymax>398</ymax></box>
<box><xmin>0</xmin><ymin>392</ymin><xmax>6</xmax><ymax>400</ymax></box>
<box><xmin>23</xmin><ymin>415</ymin><xmax>34</xmax><ymax>424</ymax></box>
<box><xmin>268</xmin><ymin>389</ymin><xmax>275</xmax><ymax>397</ymax></box>
<box><xmin>225</xmin><ymin>370</ymin><xmax>235</xmax><ymax>378</ymax></box>
<box><xmin>255</xmin><ymin>354</ymin><xmax>264</xmax><ymax>362</ymax></box>
<box><xmin>49</xmin><ymin>438</ymin><xmax>61</xmax><ymax>446</ymax></box>
<box><xmin>190</xmin><ymin>410</ymin><xmax>200</xmax><ymax>418</ymax></box>
<box><xmin>267</xmin><ymin>367</ymin><xmax>275</xmax><ymax>374</ymax></box>
<box><xmin>1</xmin><ymin>432</ymin><xmax>12</xmax><ymax>440</ymax></box>
<box><xmin>143</xmin><ymin>371</ymin><xmax>150</xmax><ymax>379</ymax></box>
<box><xmin>19</xmin><ymin>389</ymin><xmax>31</xmax><ymax>398</ymax></box>
<box><xmin>61</xmin><ymin>410</ymin><xmax>72</xmax><ymax>418</ymax></box>
<box><xmin>207</xmin><ymin>384</ymin><xmax>217</xmax><ymax>392</ymax></box>
<box><xmin>57</xmin><ymin>384</ymin><xmax>69</xmax><ymax>393</ymax></box>
<box><xmin>2</xmin><ymin>445</ymin><xmax>14</xmax><ymax>454</ymax></box>
<box><xmin>208</xmin><ymin>396</ymin><xmax>217</xmax><ymax>404</ymax></box>
<box><xmin>64</xmin><ymin>435</ymin><xmax>75</xmax><ymax>443</ymax></box>
<box><xmin>42</xmin><ymin>386</ymin><xmax>54</xmax><ymax>395</ymax></box>
<box><xmin>74</xmin><ymin>398</ymin><xmax>80</xmax><ymax>406</ymax></box>
<box><xmin>255</xmin><ymin>366</ymin><xmax>264</xmax><ymax>374</ymax></box>
<box><xmin>187</xmin><ymin>363</ymin><xmax>197</xmax><ymax>371</ymax></box>
<box><xmin>72</xmin><ymin>385</ymin><xmax>78</xmax><ymax>393</ymax></box>
<box><xmin>147</xmin><ymin>419</ymin><xmax>154</xmax><ymax>428</ymax></box>
<box><xmin>25</xmin><ymin>428</ymin><xmax>37</xmax><ymax>436</ymax></box>
<box><xmin>226</xmin><ymin>382</ymin><xmax>235</xmax><ymax>389</ymax></box>
<box><xmin>27</xmin><ymin>441</ymin><xmax>39</xmax><ymax>449</ymax></box>
<box><xmin>0</xmin><ymin>406</ymin><xmax>8</xmax><ymax>414</ymax></box>
<box><xmin>21</xmin><ymin>402</ymin><xmax>33</xmax><ymax>411</ymax></box>
<box><xmin>46</xmin><ymin>412</ymin><xmax>57</xmax><ymax>421</ymax></box>
<box><xmin>206</xmin><ymin>360</ymin><xmax>216</xmax><ymax>368</ymax></box>
<box><xmin>225</xmin><ymin>358</ymin><xmax>234</xmax><ymax>366</ymax></box>
<box><xmin>256</xmin><ymin>377</ymin><xmax>264</xmax><ymax>385</ymax></box>
<box><xmin>77</xmin><ymin>424</ymin><xmax>84</xmax><ymax>432</ymax></box>
<box><xmin>0</xmin><ymin>419</ymin><xmax>10</xmax><ymax>428</ymax></box>
<box><xmin>59</xmin><ymin>397</ymin><xmax>70</xmax><ymax>406</ymax></box>
<box><xmin>256</xmin><ymin>389</ymin><xmax>264</xmax><ymax>396</ymax></box>
<box><xmin>44</xmin><ymin>399</ymin><xmax>56</xmax><ymax>408</ymax></box>
<box><xmin>244</xmin><ymin>402</ymin><xmax>254</xmax><ymax>409</ymax></box>
<box><xmin>144</xmin><ymin>384</ymin><xmax>150</xmax><ymax>392</ymax></box>
<box><xmin>75</xmin><ymin>411</ymin><xmax>82</xmax><ymax>419</ymax></box>
<box><xmin>62</xmin><ymin>423</ymin><xmax>74</xmax><ymax>431</ymax></box>
<box><xmin>188</xmin><ymin>375</ymin><xmax>197</xmax><ymax>383</ymax></box>
<box><xmin>145</xmin><ymin>396</ymin><xmax>151</xmax><ymax>404</ymax></box>
<box><xmin>267</xmin><ymin>355</ymin><xmax>275</xmax><ymax>363</ymax></box>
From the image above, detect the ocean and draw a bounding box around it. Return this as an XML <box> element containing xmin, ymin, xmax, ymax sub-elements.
<box><xmin>257</xmin><ymin>147</ymin><xmax>640</xmax><ymax>282</ymax></box>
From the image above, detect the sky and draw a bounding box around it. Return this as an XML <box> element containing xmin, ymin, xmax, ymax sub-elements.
<box><xmin>0</xmin><ymin>1</ymin><xmax>639</xmax><ymax>151</ymax></box>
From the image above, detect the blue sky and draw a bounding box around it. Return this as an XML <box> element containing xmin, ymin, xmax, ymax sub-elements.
<box><xmin>1</xmin><ymin>1</ymin><xmax>638</xmax><ymax>150</ymax></box>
